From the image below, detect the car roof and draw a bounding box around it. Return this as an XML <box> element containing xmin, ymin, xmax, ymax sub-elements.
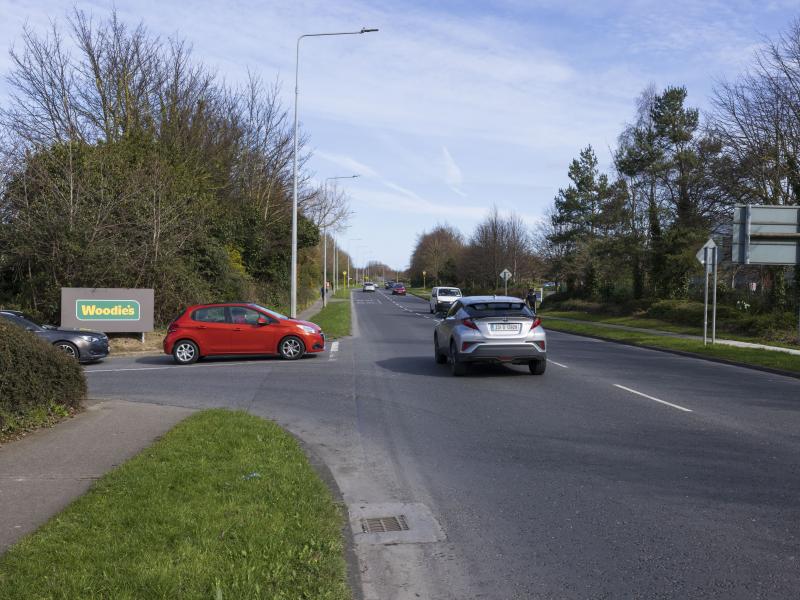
<box><xmin>460</xmin><ymin>295</ymin><xmax>524</xmax><ymax>304</ymax></box>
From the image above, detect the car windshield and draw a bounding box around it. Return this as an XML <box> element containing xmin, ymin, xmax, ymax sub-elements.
<box><xmin>438</xmin><ymin>288</ymin><xmax>460</xmax><ymax>296</ymax></box>
<box><xmin>250</xmin><ymin>304</ymin><xmax>287</xmax><ymax>320</ymax></box>
<box><xmin>0</xmin><ymin>312</ymin><xmax>43</xmax><ymax>331</ymax></box>
<box><xmin>464</xmin><ymin>302</ymin><xmax>534</xmax><ymax>318</ymax></box>
<box><xmin>394</xmin><ymin>283</ymin><xmax>404</xmax><ymax>288</ymax></box>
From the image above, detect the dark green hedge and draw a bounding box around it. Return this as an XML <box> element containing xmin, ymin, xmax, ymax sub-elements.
<box><xmin>0</xmin><ymin>320</ymin><xmax>86</xmax><ymax>436</ymax></box>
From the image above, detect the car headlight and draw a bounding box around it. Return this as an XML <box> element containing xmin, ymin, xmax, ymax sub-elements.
<box><xmin>297</xmin><ymin>325</ymin><xmax>316</xmax><ymax>334</ymax></box>
<box><xmin>79</xmin><ymin>335</ymin><xmax>97</xmax><ymax>342</ymax></box>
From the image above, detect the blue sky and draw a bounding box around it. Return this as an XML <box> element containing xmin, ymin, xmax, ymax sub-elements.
<box><xmin>0</xmin><ymin>0</ymin><xmax>796</xmax><ymax>268</ymax></box>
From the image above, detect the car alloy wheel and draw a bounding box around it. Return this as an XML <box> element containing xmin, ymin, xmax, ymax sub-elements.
<box><xmin>529</xmin><ymin>360</ymin><xmax>546</xmax><ymax>375</ymax></box>
<box><xmin>56</xmin><ymin>342</ymin><xmax>79</xmax><ymax>360</ymax></box>
<box><xmin>280</xmin><ymin>336</ymin><xmax>305</xmax><ymax>360</ymax></box>
<box><xmin>449</xmin><ymin>341</ymin><xmax>466</xmax><ymax>376</ymax></box>
<box><xmin>174</xmin><ymin>341</ymin><xmax>199</xmax><ymax>364</ymax></box>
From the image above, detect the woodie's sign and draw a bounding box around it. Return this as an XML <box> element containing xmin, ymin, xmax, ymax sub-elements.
<box><xmin>61</xmin><ymin>288</ymin><xmax>154</xmax><ymax>332</ymax></box>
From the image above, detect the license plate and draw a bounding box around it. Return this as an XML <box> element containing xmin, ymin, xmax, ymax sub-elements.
<box><xmin>490</xmin><ymin>323</ymin><xmax>520</xmax><ymax>332</ymax></box>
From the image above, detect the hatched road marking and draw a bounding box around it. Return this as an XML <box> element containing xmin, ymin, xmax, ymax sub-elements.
<box><xmin>613</xmin><ymin>384</ymin><xmax>693</xmax><ymax>413</ymax></box>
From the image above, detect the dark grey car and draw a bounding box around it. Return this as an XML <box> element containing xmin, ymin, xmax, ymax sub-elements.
<box><xmin>0</xmin><ymin>311</ymin><xmax>109</xmax><ymax>363</ymax></box>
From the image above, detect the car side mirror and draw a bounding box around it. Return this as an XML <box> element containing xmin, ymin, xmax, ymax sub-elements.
<box><xmin>257</xmin><ymin>317</ymin><xmax>269</xmax><ymax>326</ymax></box>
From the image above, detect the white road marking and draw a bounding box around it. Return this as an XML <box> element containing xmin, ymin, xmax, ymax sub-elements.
<box><xmin>547</xmin><ymin>359</ymin><xmax>569</xmax><ymax>368</ymax></box>
<box><xmin>613</xmin><ymin>384</ymin><xmax>693</xmax><ymax>413</ymax></box>
<box><xmin>86</xmin><ymin>361</ymin><xmax>268</xmax><ymax>374</ymax></box>
<box><xmin>329</xmin><ymin>340</ymin><xmax>340</xmax><ymax>361</ymax></box>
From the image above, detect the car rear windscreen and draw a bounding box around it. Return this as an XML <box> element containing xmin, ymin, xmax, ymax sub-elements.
<box><xmin>438</xmin><ymin>288</ymin><xmax>460</xmax><ymax>296</ymax></box>
<box><xmin>465</xmin><ymin>302</ymin><xmax>534</xmax><ymax>318</ymax></box>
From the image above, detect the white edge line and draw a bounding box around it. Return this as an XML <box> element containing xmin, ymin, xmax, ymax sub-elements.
<box><xmin>86</xmin><ymin>361</ymin><xmax>265</xmax><ymax>373</ymax></box>
<box><xmin>547</xmin><ymin>359</ymin><xmax>569</xmax><ymax>368</ymax></box>
<box><xmin>613</xmin><ymin>384</ymin><xmax>693</xmax><ymax>413</ymax></box>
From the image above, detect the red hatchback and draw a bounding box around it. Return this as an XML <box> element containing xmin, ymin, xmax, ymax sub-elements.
<box><xmin>164</xmin><ymin>303</ymin><xmax>325</xmax><ymax>365</ymax></box>
<box><xmin>392</xmin><ymin>283</ymin><xmax>407</xmax><ymax>295</ymax></box>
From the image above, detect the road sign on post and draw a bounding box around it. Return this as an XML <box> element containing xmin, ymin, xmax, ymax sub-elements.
<box><xmin>696</xmin><ymin>239</ymin><xmax>718</xmax><ymax>346</ymax></box>
<box><xmin>500</xmin><ymin>268</ymin><xmax>512</xmax><ymax>295</ymax></box>
<box><xmin>732</xmin><ymin>205</ymin><xmax>800</xmax><ymax>342</ymax></box>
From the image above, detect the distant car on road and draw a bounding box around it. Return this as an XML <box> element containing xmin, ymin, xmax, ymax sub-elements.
<box><xmin>363</xmin><ymin>282</ymin><xmax>376</xmax><ymax>292</ymax></box>
<box><xmin>391</xmin><ymin>283</ymin><xmax>407</xmax><ymax>295</ymax></box>
<box><xmin>433</xmin><ymin>296</ymin><xmax>546</xmax><ymax>376</ymax></box>
<box><xmin>163</xmin><ymin>303</ymin><xmax>325</xmax><ymax>365</ymax></box>
<box><xmin>429</xmin><ymin>286</ymin><xmax>462</xmax><ymax>314</ymax></box>
<box><xmin>384</xmin><ymin>281</ymin><xmax>394</xmax><ymax>289</ymax></box>
<box><xmin>0</xmin><ymin>310</ymin><xmax>109</xmax><ymax>362</ymax></box>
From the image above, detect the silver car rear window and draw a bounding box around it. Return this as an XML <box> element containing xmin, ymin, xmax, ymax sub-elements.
<box><xmin>438</xmin><ymin>288</ymin><xmax>460</xmax><ymax>296</ymax></box>
<box><xmin>465</xmin><ymin>302</ymin><xmax>533</xmax><ymax>318</ymax></box>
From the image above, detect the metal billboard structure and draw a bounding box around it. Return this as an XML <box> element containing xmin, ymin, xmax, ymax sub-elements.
<box><xmin>731</xmin><ymin>205</ymin><xmax>800</xmax><ymax>342</ymax></box>
<box><xmin>732</xmin><ymin>205</ymin><xmax>800</xmax><ymax>266</ymax></box>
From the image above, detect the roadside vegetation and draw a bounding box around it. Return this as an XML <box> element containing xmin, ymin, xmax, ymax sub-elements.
<box><xmin>310</xmin><ymin>288</ymin><xmax>352</xmax><ymax>339</ymax></box>
<box><xmin>0</xmin><ymin>321</ymin><xmax>86</xmax><ymax>442</ymax></box>
<box><xmin>0</xmin><ymin>10</ymin><xmax>352</xmax><ymax>324</ymax></box>
<box><xmin>0</xmin><ymin>410</ymin><xmax>351</xmax><ymax>599</ymax></box>
<box><xmin>544</xmin><ymin>318</ymin><xmax>800</xmax><ymax>375</ymax></box>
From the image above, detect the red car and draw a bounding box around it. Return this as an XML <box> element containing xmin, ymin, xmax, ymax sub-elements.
<box><xmin>163</xmin><ymin>303</ymin><xmax>325</xmax><ymax>365</ymax></box>
<box><xmin>392</xmin><ymin>283</ymin><xmax>407</xmax><ymax>295</ymax></box>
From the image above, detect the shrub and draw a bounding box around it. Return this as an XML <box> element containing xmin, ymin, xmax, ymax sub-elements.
<box><xmin>0</xmin><ymin>320</ymin><xmax>86</xmax><ymax>437</ymax></box>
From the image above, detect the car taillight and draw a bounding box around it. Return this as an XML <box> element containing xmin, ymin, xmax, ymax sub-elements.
<box><xmin>531</xmin><ymin>317</ymin><xmax>541</xmax><ymax>329</ymax></box>
<box><xmin>462</xmin><ymin>318</ymin><xmax>480</xmax><ymax>330</ymax></box>
<box><xmin>167</xmin><ymin>322</ymin><xmax>180</xmax><ymax>334</ymax></box>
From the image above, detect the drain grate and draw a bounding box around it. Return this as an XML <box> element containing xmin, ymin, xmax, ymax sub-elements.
<box><xmin>361</xmin><ymin>515</ymin><xmax>409</xmax><ymax>534</ymax></box>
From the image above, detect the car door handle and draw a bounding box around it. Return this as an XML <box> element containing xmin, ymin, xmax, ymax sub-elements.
<box><xmin>233</xmin><ymin>327</ymin><xmax>243</xmax><ymax>331</ymax></box>
<box><xmin>197</xmin><ymin>325</ymin><xmax>208</xmax><ymax>329</ymax></box>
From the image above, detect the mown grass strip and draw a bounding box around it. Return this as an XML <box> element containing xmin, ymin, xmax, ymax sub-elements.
<box><xmin>0</xmin><ymin>410</ymin><xmax>351</xmax><ymax>600</ymax></box>
<box><xmin>310</xmin><ymin>292</ymin><xmax>352</xmax><ymax>339</ymax></box>
<box><xmin>544</xmin><ymin>318</ymin><xmax>800</xmax><ymax>375</ymax></box>
<box><xmin>407</xmin><ymin>287</ymin><xmax>431</xmax><ymax>301</ymax></box>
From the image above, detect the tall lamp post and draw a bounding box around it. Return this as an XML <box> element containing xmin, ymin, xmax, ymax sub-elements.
<box><xmin>347</xmin><ymin>237</ymin><xmax>362</xmax><ymax>290</ymax></box>
<box><xmin>323</xmin><ymin>175</ymin><xmax>359</xmax><ymax>307</ymax></box>
<box><xmin>290</xmin><ymin>27</ymin><xmax>379</xmax><ymax>318</ymax></box>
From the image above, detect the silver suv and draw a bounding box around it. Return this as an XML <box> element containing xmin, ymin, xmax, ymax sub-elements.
<box><xmin>433</xmin><ymin>296</ymin><xmax>546</xmax><ymax>376</ymax></box>
<box><xmin>429</xmin><ymin>286</ymin><xmax>462</xmax><ymax>314</ymax></box>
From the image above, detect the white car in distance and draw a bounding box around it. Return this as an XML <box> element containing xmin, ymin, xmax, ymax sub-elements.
<box><xmin>430</xmin><ymin>286</ymin><xmax>462</xmax><ymax>314</ymax></box>
<box><xmin>363</xmin><ymin>282</ymin><xmax>376</xmax><ymax>292</ymax></box>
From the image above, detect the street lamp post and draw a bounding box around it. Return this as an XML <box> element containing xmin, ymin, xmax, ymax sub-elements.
<box><xmin>323</xmin><ymin>175</ymin><xmax>359</xmax><ymax>307</ymax></box>
<box><xmin>290</xmin><ymin>28</ymin><xmax>378</xmax><ymax>318</ymax></box>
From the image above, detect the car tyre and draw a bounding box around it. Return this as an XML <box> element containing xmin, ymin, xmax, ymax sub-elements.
<box><xmin>279</xmin><ymin>336</ymin><xmax>305</xmax><ymax>360</ymax></box>
<box><xmin>55</xmin><ymin>341</ymin><xmax>80</xmax><ymax>361</ymax></box>
<box><xmin>449</xmin><ymin>341</ymin><xmax>467</xmax><ymax>376</ymax></box>
<box><xmin>173</xmin><ymin>340</ymin><xmax>199</xmax><ymax>365</ymax></box>
<box><xmin>434</xmin><ymin>336</ymin><xmax>447</xmax><ymax>364</ymax></box>
<box><xmin>529</xmin><ymin>360</ymin><xmax>546</xmax><ymax>375</ymax></box>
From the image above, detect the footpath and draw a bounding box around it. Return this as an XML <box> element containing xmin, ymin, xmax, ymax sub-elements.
<box><xmin>0</xmin><ymin>400</ymin><xmax>193</xmax><ymax>552</ymax></box>
<box><xmin>544</xmin><ymin>315</ymin><xmax>800</xmax><ymax>356</ymax></box>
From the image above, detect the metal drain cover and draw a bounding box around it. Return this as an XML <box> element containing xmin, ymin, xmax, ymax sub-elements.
<box><xmin>349</xmin><ymin>502</ymin><xmax>446</xmax><ymax>545</ymax></box>
<box><xmin>361</xmin><ymin>515</ymin><xmax>409</xmax><ymax>533</ymax></box>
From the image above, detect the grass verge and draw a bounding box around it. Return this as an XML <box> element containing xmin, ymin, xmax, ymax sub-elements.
<box><xmin>543</xmin><ymin>318</ymin><xmax>800</xmax><ymax>375</ymax></box>
<box><xmin>407</xmin><ymin>287</ymin><xmax>431</xmax><ymax>301</ymax></box>
<box><xmin>309</xmin><ymin>292</ymin><xmax>352</xmax><ymax>339</ymax></box>
<box><xmin>0</xmin><ymin>410</ymin><xmax>351</xmax><ymax>600</ymax></box>
<box><xmin>541</xmin><ymin>310</ymin><xmax>800</xmax><ymax>349</ymax></box>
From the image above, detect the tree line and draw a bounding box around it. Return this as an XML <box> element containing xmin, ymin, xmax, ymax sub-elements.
<box><xmin>0</xmin><ymin>10</ymin><xmax>351</xmax><ymax>322</ymax></box>
<box><xmin>537</xmin><ymin>20</ymin><xmax>800</xmax><ymax>311</ymax></box>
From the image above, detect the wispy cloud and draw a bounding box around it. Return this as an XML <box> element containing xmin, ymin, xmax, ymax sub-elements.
<box><xmin>441</xmin><ymin>146</ymin><xmax>466</xmax><ymax>197</ymax></box>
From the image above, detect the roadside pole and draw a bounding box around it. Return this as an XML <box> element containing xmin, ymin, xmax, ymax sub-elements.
<box><xmin>322</xmin><ymin>229</ymin><xmax>327</xmax><ymax>308</ymax></box>
<box><xmin>703</xmin><ymin>246</ymin><xmax>709</xmax><ymax>346</ymax></box>
<box><xmin>712</xmin><ymin>245</ymin><xmax>718</xmax><ymax>344</ymax></box>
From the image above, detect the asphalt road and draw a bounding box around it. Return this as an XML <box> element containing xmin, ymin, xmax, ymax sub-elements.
<box><xmin>86</xmin><ymin>290</ymin><xmax>800</xmax><ymax>599</ymax></box>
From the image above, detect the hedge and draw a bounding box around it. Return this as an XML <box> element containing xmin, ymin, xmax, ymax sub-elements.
<box><xmin>0</xmin><ymin>320</ymin><xmax>86</xmax><ymax>438</ymax></box>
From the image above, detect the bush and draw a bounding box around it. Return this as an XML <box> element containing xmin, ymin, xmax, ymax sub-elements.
<box><xmin>0</xmin><ymin>321</ymin><xmax>86</xmax><ymax>438</ymax></box>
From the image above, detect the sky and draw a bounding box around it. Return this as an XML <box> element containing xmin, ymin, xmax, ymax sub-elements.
<box><xmin>0</xmin><ymin>0</ymin><xmax>797</xmax><ymax>268</ymax></box>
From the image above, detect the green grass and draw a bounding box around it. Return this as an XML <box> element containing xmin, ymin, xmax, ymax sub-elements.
<box><xmin>543</xmin><ymin>318</ymin><xmax>800</xmax><ymax>374</ymax></box>
<box><xmin>310</xmin><ymin>292</ymin><xmax>352</xmax><ymax>338</ymax></box>
<box><xmin>541</xmin><ymin>309</ymin><xmax>800</xmax><ymax>350</ymax></box>
<box><xmin>407</xmin><ymin>287</ymin><xmax>431</xmax><ymax>301</ymax></box>
<box><xmin>0</xmin><ymin>410</ymin><xmax>351</xmax><ymax>600</ymax></box>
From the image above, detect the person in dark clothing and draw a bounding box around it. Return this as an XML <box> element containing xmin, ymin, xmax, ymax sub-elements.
<box><xmin>525</xmin><ymin>288</ymin><xmax>537</xmax><ymax>311</ymax></box>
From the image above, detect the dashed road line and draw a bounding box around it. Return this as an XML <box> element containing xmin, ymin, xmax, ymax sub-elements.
<box><xmin>613</xmin><ymin>384</ymin><xmax>693</xmax><ymax>413</ymax></box>
<box><xmin>547</xmin><ymin>359</ymin><xmax>569</xmax><ymax>368</ymax></box>
<box><xmin>329</xmin><ymin>340</ymin><xmax>340</xmax><ymax>361</ymax></box>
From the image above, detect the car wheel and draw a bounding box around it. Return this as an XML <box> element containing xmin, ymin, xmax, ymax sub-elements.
<box><xmin>279</xmin><ymin>336</ymin><xmax>305</xmax><ymax>360</ymax></box>
<box><xmin>449</xmin><ymin>341</ymin><xmax>467</xmax><ymax>376</ymax></box>
<box><xmin>529</xmin><ymin>360</ymin><xmax>546</xmax><ymax>375</ymax></box>
<box><xmin>55</xmin><ymin>341</ymin><xmax>80</xmax><ymax>360</ymax></box>
<box><xmin>173</xmin><ymin>340</ymin><xmax>199</xmax><ymax>365</ymax></box>
<box><xmin>434</xmin><ymin>335</ymin><xmax>447</xmax><ymax>364</ymax></box>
